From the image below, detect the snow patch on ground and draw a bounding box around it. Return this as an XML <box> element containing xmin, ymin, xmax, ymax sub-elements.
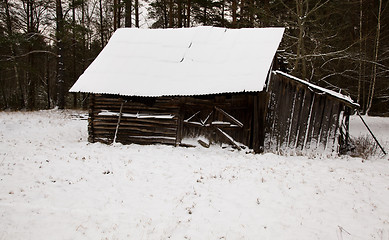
<box><xmin>0</xmin><ymin>110</ymin><xmax>388</xmax><ymax>239</ymax></box>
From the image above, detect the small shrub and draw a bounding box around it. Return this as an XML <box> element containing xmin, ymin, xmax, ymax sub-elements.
<box><xmin>349</xmin><ymin>135</ymin><xmax>378</xmax><ymax>159</ymax></box>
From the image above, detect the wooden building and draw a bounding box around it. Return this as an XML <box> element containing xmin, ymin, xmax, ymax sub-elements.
<box><xmin>266</xmin><ymin>71</ymin><xmax>358</xmax><ymax>153</ymax></box>
<box><xmin>70</xmin><ymin>27</ymin><xmax>357</xmax><ymax>153</ymax></box>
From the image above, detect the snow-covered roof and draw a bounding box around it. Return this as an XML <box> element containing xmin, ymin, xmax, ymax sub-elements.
<box><xmin>273</xmin><ymin>70</ymin><xmax>358</xmax><ymax>107</ymax></box>
<box><xmin>69</xmin><ymin>26</ymin><xmax>285</xmax><ymax>97</ymax></box>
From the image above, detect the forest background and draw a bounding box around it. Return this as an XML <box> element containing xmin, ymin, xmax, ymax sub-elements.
<box><xmin>0</xmin><ymin>0</ymin><xmax>388</xmax><ymax>115</ymax></box>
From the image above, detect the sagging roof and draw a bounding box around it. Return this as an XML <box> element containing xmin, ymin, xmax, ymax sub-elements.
<box><xmin>69</xmin><ymin>26</ymin><xmax>285</xmax><ymax>97</ymax></box>
<box><xmin>273</xmin><ymin>70</ymin><xmax>358</xmax><ymax>107</ymax></box>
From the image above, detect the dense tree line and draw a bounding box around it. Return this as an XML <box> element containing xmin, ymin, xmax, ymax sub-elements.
<box><xmin>0</xmin><ymin>0</ymin><xmax>388</xmax><ymax>115</ymax></box>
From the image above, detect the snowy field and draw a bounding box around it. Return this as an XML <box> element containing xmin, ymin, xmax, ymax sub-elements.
<box><xmin>0</xmin><ymin>110</ymin><xmax>388</xmax><ymax>240</ymax></box>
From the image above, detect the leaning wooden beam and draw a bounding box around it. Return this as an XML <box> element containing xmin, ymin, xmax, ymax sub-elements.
<box><xmin>184</xmin><ymin>111</ymin><xmax>200</xmax><ymax>122</ymax></box>
<box><xmin>202</xmin><ymin>111</ymin><xmax>213</xmax><ymax>125</ymax></box>
<box><xmin>113</xmin><ymin>100</ymin><xmax>124</xmax><ymax>143</ymax></box>
<box><xmin>215</xmin><ymin>127</ymin><xmax>242</xmax><ymax>150</ymax></box>
<box><xmin>183</xmin><ymin>121</ymin><xmax>204</xmax><ymax>127</ymax></box>
<box><xmin>214</xmin><ymin>106</ymin><xmax>244</xmax><ymax>128</ymax></box>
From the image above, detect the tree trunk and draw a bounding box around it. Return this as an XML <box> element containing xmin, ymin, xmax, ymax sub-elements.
<box><xmin>366</xmin><ymin>0</ymin><xmax>382</xmax><ymax>114</ymax></box>
<box><xmin>81</xmin><ymin>0</ymin><xmax>87</xmax><ymax>110</ymax></box>
<box><xmin>294</xmin><ymin>0</ymin><xmax>307</xmax><ymax>80</ymax></box>
<box><xmin>240</xmin><ymin>0</ymin><xmax>245</xmax><ymax>26</ymax></box>
<box><xmin>135</xmin><ymin>0</ymin><xmax>139</xmax><ymax>27</ymax></box>
<box><xmin>168</xmin><ymin>0</ymin><xmax>173</xmax><ymax>27</ymax></box>
<box><xmin>114</xmin><ymin>0</ymin><xmax>118</xmax><ymax>31</ymax></box>
<box><xmin>178</xmin><ymin>0</ymin><xmax>182</xmax><ymax>28</ymax></box>
<box><xmin>27</xmin><ymin>0</ymin><xmax>35</xmax><ymax>110</ymax></box>
<box><xmin>72</xmin><ymin>0</ymin><xmax>77</xmax><ymax>108</ymax></box>
<box><xmin>124</xmin><ymin>0</ymin><xmax>132</xmax><ymax>27</ymax></box>
<box><xmin>0</xmin><ymin>66</ymin><xmax>8</xmax><ymax>109</ymax></box>
<box><xmin>203</xmin><ymin>3</ymin><xmax>207</xmax><ymax>25</ymax></box>
<box><xmin>358</xmin><ymin>0</ymin><xmax>362</xmax><ymax>105</ymax></box>
<box><xmin>27</xmin><ymin>49</ymin><xmax>35</xmax><ymax>110</ymax></box>
<box><xmin>56</xmin><ymin>0</ymin><xmax>65</xmax><ymax>109</ymax></box>
<box><xmin>118</xmin><ymin>0</ymin><xmax>122</xmax><ymax>29</ymax></box>
<box><xmin>221</xmin><ymin>0</ymin><xmax>224</xmax><ymax>27</ymax></box>
<box><xmin>186</xmin><ymin>0</ymin><xmax>191</xmax><ymax>27</ymax></box>
<box><xmin>161</xmin><ymin>0</ymin><xmax>168</xmax><ymax>28</ymax></box>
<box><xmin>263</xmin><ymin>0</ymin><xmax>269</xmax><ymax>27</ymax></box>
<box><xmin>249</xmin><ymin>0</ymin><xmax>254</xmax><ymax>27</ymax></box>
<box><xmin>45</xmin><ymin>52</ymin><xmax>51</xmax><ymax>109</ymax></box>
<box><xmin>99</xmin><ymin>0</ymin><xmax>104</xmax><ymax>49</ymax></box>
<box><xmin>5</xmin><ymin>0</ymin><xmax>25</xmax><ymax>108</ymax></box>
<box><xmin>232</xmin><ymin>0</ymin><xmax>237</xmax><ymax>28</ymax></box>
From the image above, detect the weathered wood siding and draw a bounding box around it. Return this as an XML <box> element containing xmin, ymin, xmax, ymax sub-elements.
<box><xmin>89</xmin><ymin>94</ymin><xmax>180</xmax><ymax>145</ymax></box>
<box><xmin>88</xmin><ymin>93</ymin><xmax>267</xmax><ymax>152</ymax></box>
<box><xmin>265</xmin><ymin>73</ymin><xmax>350</xmax><ymax>153</ymax></box>
<box><xmin>180</xmin><ymin>93</ymin><xmax>267</xmax><ymax>152</ymax></box>
<box><xmin>88</xmin><ymin>74</ymin><xmax>352</xmax><ymax>154</ymax></box>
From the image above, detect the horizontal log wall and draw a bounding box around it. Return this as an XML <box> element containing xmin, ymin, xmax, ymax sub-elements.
<box><xmin>88</xmin><ymin>93</ymin><xmax>267</xmax><ymax>152</ymax></box>
<box><xmin>89</xmin><ymin>94</ymin><xmax>180</xmax><ymax>145</ymax></box>
<box><xmin>265</xmin><ymin>73</ymin><xmax>349</xmax><ymax>153</ymax></box>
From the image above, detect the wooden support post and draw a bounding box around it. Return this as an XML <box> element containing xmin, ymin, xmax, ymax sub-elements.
<box><xmin>88</xmin><ymin>94</ymin><xmax>95</xmax><ymax>143</ymax></box>
<box><xmin>113</xmin><ymin>100</ymin><xmax>124</xmax><ymax>143</ymax></box>
<box><xmin>176</xmin><ymin>100</ymin><xmax>184</xmax><ymax>146</ymax></box>
<box><xmin>252</xmin><ymin>95</ymin><xmax>259</xmax><ymax>152</ymax></box>
<box><xmin>257</xmin><ymin>92</ymin><xmax>267</xmax><ymax>153</ymax></box>
<box><xmin>357</xmin><ymin>110</ymin><xmax>386</xmax><ymax>155</ymax></box>
<box><xmin>345</xmin><ymin>108</ymin><xmax>350</xmax><ymax>148</ymax></box>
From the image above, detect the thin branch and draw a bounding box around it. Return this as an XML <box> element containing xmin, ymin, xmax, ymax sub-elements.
<box><xmin>0</xmin><ymin>50</ymin><xmax>57</xmax><ymax>61</ymax></box>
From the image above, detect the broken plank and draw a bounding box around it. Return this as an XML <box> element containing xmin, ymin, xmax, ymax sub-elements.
<box><xmin>215</xmin><ymin>127</ymin><xmax>242</xmax><ymax>150</ymax></box>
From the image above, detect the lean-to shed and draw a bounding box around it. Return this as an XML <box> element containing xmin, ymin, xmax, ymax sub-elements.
<box><xmin>70</xmin><ymin>26</ymin><xmax>357</xmax><ymax>153</ymax></box>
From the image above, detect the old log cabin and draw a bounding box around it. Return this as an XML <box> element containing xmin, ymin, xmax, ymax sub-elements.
<box><xmin>70</xmin><ymin>26</ymin><xmax>358</xmax><ymax>153</ymax></box>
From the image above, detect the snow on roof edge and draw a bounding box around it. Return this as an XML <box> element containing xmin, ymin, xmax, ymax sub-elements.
<box><xmin>77</xmin><ymin>89</ymin><xmax>264</xmax><ymax>98</ymax></box>
<box><xmin>273</xmin><ymin>70</ymin><xmax>359</xmax><ymax>108</ymax></box>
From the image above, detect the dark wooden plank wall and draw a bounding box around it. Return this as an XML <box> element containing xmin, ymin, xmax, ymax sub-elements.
<box><xmin>180</xmin><ymin>93</ymin><xmax>267</xmax><ymax>152</ymax></box>
<box><xmin>88</xmin><ymin>93</ymin><xmax>267</xmax><ymax>152</ymax></box>
<box><xmin>89</xmin><ymin>94</ymin><xmax>180</xmax><ymax>145</ymax></box>
<box><xmin>265</xmin><ymin>73</ymin><xmax>349</xmax><ymax>153</ymax></box>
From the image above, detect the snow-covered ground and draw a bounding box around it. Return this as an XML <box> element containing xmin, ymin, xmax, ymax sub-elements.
<box><xmin>0</xmin><ymin>110</ymin><xmax>388</xmax><ymax>240</ymax></box>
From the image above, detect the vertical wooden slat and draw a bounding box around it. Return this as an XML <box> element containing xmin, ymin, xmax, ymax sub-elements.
<box><xmin>288</xmin><ymin>86</ymin><xmax>304</xmax><ymax>148</ymax></box>
<box><xmin>281</xmin><ymin>80</ymin><xmax>296</xmax><ymax>150</ymax></box>
<box><xmin>318</xmin><ymin>97</ymin><xmax>333</xmax><ymax>150</ymax></box>
<box><xmin>252</xmin><ymin>94</ymin><xmax>259</xmax><ymax>152</ymax></box>
<box><xmin>176</xmin><ymin>98</ymin><xmax>184</xmax><ymax>146</ymax></box>
<box><xmin>88</xmin><ymin>94</ymin><xmax>95</xmax><ymax>143</ymax></box>
<box><xmin>257</xmin><ymin>92</ymin><xmax>267</xmax><ymax>153</ymax></box>
<box><xmin>267</xmin><ymin>74</ymin><xmax>283</xmax><ymax>151</ymax></box>
<box><xmin>296</xmin><ymin>90</ymin><xmax>313</xmax><ymax>150</ymax></box>
<box><xmin>327</xmin><ymin>101</ymin><xmax>341</xmax><ymax>151</ymax></box>
<box><xmin>277</xmin><ymin>78</ymin><xmax>289</xmax><ymax>150</ymax></box>
<box><xmin>304</xmin><ymin>93</ymin><xmax>319</xmax><ymax>150</ymax></box>
<box><xmin>309</xmin><ymin>95</ymin><xmax>326</xmax><ymax>150</ymax></box>
<box><xmin>247</xmin><ymin>95</ymin><xmax>254</xmax><ymax>148</ymax></box>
